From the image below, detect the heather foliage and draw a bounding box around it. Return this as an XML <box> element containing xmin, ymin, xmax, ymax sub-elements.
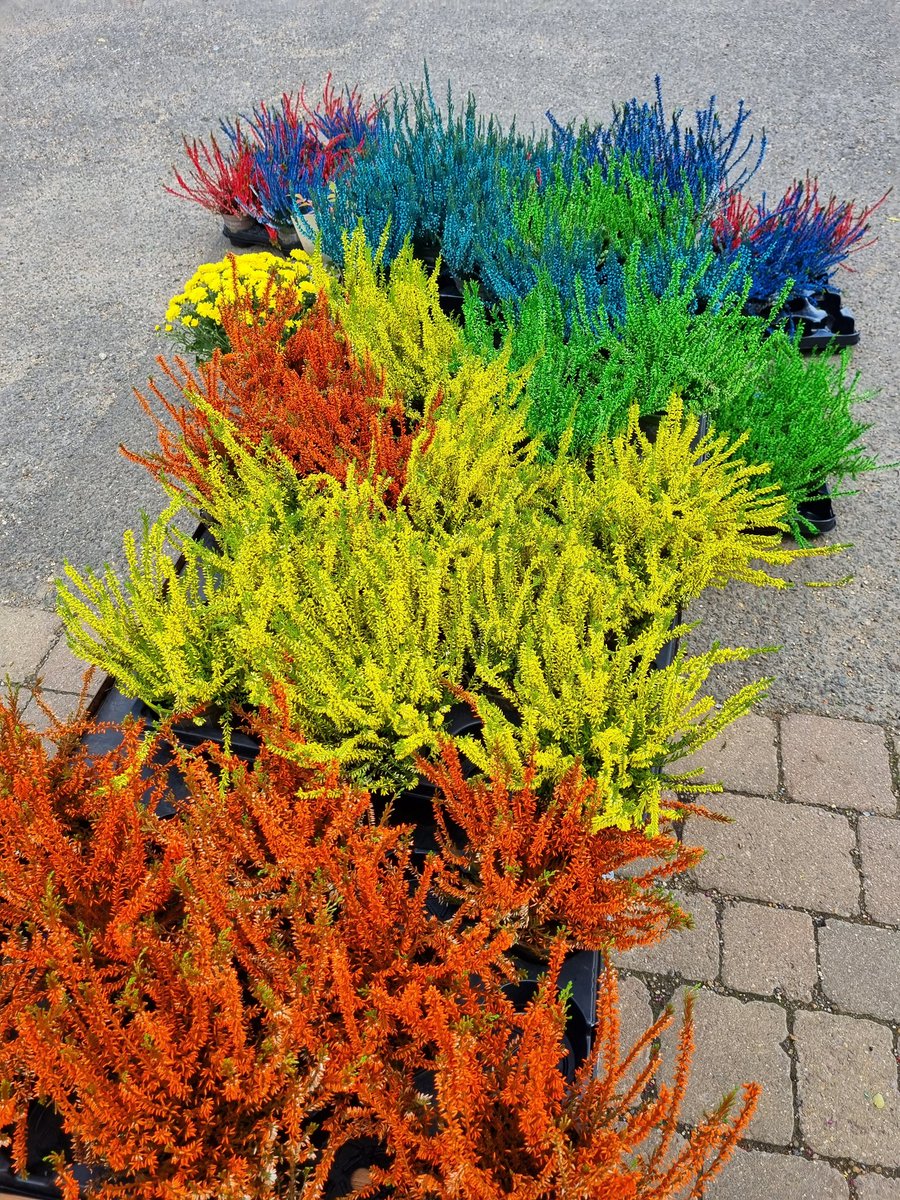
<box><xmin>131</xmin><ymin>290</ymin><xmax>425</xmax><ymax>509</ymax></box>
<box><xmin>547</xmin><ymin>75</ymin><xmax>766</xmax><ymax>207</ymax></box>
<box><xmin>169</xmin><ymin>76</ymin><xmax>382</xmax><ymax>226</ymax></box>
<box><xmin>0</xmin><ymin>695</ymin><xmax>756</xmax><ymax>1200</ymax></box>
<box><xmin>310</xmin><ymin>225</ymin><xmax>465</xmax><ymax>409</ymax></box>
<box><xmin>345</xmin><ymin>955</ymin><xmax>759</xmax><ymax>1200</ymax></box>
<box><xmin>713</xmin><ymin>177</ymin><xmax>889</xmax><ymax>301</ymax></box>
<box><xmin>58</xmin><ymin>398</ymin><xmax>827</xmax><ymax>827</ymax></box>
<box><xmin>424</xmin><ymin>745</ymin><xmax>703</xmax><ymax>953</ymax></box>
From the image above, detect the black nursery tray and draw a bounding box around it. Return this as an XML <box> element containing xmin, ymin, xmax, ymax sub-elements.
<box><xmin>752</xmin><ymin>285</ymin><xmax>860</xmax><ymax>352</ymax></box>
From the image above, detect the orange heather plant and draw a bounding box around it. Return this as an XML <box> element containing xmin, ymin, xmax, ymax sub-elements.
<box><xmin>0</xmin><ymin>694</ymin><xmax>512</xmax><ymax>1199</ymax></box>
<box><xmin>126</xmin><ymin>285</ymin><xmax>428</xmax><ymax>508</ymax></box>
<box><xmin>337</xmin><ymin>951</ymin><xmax>759</xmax><ymax>1199</ymax></box>
<box><xmin>420</xmin><ymin>744</ymin><xmax>705</xmax><ymax>958</ymax></box>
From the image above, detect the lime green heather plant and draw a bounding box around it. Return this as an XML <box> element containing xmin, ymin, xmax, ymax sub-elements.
<box><xmin>309</xmin><ymin>225</ymin><xmax>464</xmax><ymax>413</ymax></box>
<box><xmin>59</xmin><ymin>401</ymin><xmax>828</xmax><ymax>828</ymax></box>
<box><xmin>710</xmin><ymin>332</ymin><xmax>878</xmax><ymax>537</ymax></box>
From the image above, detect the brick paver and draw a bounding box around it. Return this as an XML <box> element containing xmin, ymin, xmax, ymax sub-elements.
<box><xmin>853</xmin><ymin>1174</ymin><xmax>900</xmax><ymax>1199</ymax></box>
<box><xmin>793</xmin><ymin>1011</ymin><xmax>900</xmax><ymax>1165</ymax></box>
<box><xmin>706</xmin><ymin>1148</ymin><xmax>850</xmax><ymax>1200</ymax></box>
<box><xmin>818</xmin><ymin>921</ymin><xmax>900</xmax><ymax>1021</ymax></box>
<box><xmin>781</xmin><ymin>715</ymin><xmax>896</xmax><ymax>815</ymax></box>
<box><xmin>36</xmin><ymin>631</ymin><xmax>99</xmax><ymax>697</ymax></box>
<box><xmin>721</xmin><ymin>901</ymin><xmax>817</xmax><ymax>1000</ymax></box>
<box><xmin>617</xmin><ymin>890</ymin><xmax>719</xmax><ymax>981</ymax></box>
<box><xmin>0</xmin><ymin>605</ymin><xmax>59</xmax><ymax>681</ymax></box>
<box><xmin>673</xmin><ymin>713</ymin><xmax>779</xmax><ymax>796</ymax></box>
<box><xmin>859</xmin><ymin>816</ymin><xmax>900</xmax><ymax>925</ymax></box>
<box><xmin>661</xmin><ymin>987</ymin><xmax>794</xmax><ymax>1146</ymax></box>
<box><xmin>685</xmin><ymin>792</ymin><xmax>861</xmax><ymax>915</ymax></box>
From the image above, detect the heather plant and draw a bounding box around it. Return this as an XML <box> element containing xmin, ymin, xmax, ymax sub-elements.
<box><xmin>132</xmin><ymin>290</ymin><xmax>425</xmax><ymax>509</ymax></box>
<box><xmin>309</xmin><ymin>226</ymin><xmax>466</xmax><ymax>411</ymax></box>
<box><xmin>547</xmin><ymin>75</ymin><xmax>766</xmax><ymax>209</ymax></box>
<box><xmin>422</xmin><ymin>744</ymin><xmax>703</xmax><ymax>955</ymax></box>
<box><xmin>710</xmin><ymin>332</ymin><xmax>879</xmax><ymax>537</ymax></box>
<box><xmin>712</xmin><ymin>177</ymin><xmax>888</xmax><ymax>302</ymax></box>
<box><xmin>160</xmin><ymin>250</ymin><xmax>316</xmax><ymax>359</ymax></box>
<box><xmin>168</xmin><ymin>76</ymin><xmax>382</xmax><ymax>227</ymax></box>
<box><xmin>303</xmin><ymin>73</ymin><xmax>550</xmax><ymax>274</ymax></box>
<box><xmin>462</xmin><ymin>244</ymin><xmax>765</xmax><ymax>451</ymax></box>
<box><xmin>59</xmin><ymin>406</ymin><xmax>787</xmax><ymax>827</ymax></box>
<box><xmin>464</xmin><ymin>249</ymin><xmax>878</xmax><ymax>532</ymax></box>
<box><xmin>340</xmin><ymin>953</ymin><xmax>759</xmax><ymax>1200</ymax></box>
<box><xmin>0</xmin><ymin>692</ymin><xmax>516</xmax><ymax>1199</ymax></box>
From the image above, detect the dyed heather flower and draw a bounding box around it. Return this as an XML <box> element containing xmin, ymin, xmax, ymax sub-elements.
<box><xmin>547</xmin><ymin>76</ymin><xmax>766</xmax><ymax>208</ymax></box>
<box><xmin>712</xmin><ymin>177</ymin><xmax>888</xmax><ymax>302</ymax></box>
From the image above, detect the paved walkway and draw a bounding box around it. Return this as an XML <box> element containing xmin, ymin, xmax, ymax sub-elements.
<box><xmin>2</xmin><ymin>609</ymin><xmax>899</xmax><ymax>1197</ymax></box>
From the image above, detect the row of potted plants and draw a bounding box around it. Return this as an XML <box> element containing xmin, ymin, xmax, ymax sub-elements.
<box><xmin>0</xmin><ymin>74</ymin><xmax>881</xmax><ymax>1196</ymax></box>
<box><xmin>167</xmin><ymin>69</ymin><xmax>886</xmax><ymax>538</ymax></box>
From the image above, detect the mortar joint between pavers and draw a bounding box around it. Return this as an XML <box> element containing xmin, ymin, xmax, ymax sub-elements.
<box><xmin>774</xmin><ymin>713</ymin><xmax>786</xmax><ymax>797</ymax></box>
<box><xmin>27</xmin><ymin>625</ymin><xmax>67</xmax><ymax>685</ymax></box>
<box><xmin>782</xmin><ymin>1004</ymin><xmax>803</xmax><ymax>1149</ymax></box>
<box><xmin>885</xmin><ymin>727</ymin><xmax>900</xmax><ymax>816</ymax></box>
<box><xmin>713</xmin><ymin>897</ymin><xmax>725</xmax><ymax>988</ymax></box>
<box><xmin>730</xmin><ymin>1140</ymin><xmax>900</xmax><ymax>1184</ymax></box>
<box><xmin>625</xmin><ymin>957</ymin><xmax>900</xmax><ymax>1039</ymax></box>
<box><xmin>846</xmin><ymin>811</ymin><xmax>868</xmax><ymax>922</ymax></box>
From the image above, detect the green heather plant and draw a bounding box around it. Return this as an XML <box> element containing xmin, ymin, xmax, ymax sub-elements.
<box><xmin>711</xmin><ymin>331</ymin><xmax>879</xmax><ymax>537</ymax></box>
<box><xmin>464</xmin><ymin>247</ymin><xmax>878</xmax><ymax>535</ymax></box>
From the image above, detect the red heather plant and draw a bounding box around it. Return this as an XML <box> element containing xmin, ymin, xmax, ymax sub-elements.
<box><xmin>125</xmin><ymin>287</ymin><xmax>428</xmax><ymax>508</ymax></box>
<box><xmin>166</xmin><ymin>127</ymin><xmax>261</xmax><ymax>219</ymax></box>
<box><xmin>340</xmin><ymin>951</ymin><xmax>759</xmax><ymax>1199</ymax></box>
<box><xmin>421</xmin><ymin>745</ymin><xmax>706</xmax><ymax>958</ymax></box>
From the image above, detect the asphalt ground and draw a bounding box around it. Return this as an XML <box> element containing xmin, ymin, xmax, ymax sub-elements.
<box><xmin>1</xmin><ymin>0</ymin><xmax>897</xmax><ymax>724</ymax></box>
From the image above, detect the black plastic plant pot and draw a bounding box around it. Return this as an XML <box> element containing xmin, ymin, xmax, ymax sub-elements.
<box><xmin>221</xmin><ymin>214</ymin><xmax>274</xmax><ymax>249</ymax></box>
<box><xmin>0</xmin><ymin>1101</ymin><xmax>94</xmax><ymax>1198</ymax></box>
<box><xmin>795</xmin><ymin>482</ymin><xmax>837</xmax><ymax>536</ymax></box>
<box><xmin>407</xmin><ymin>237</ymin><xmax>465</xmax><ymax>318</ymax></box>
<box><xmin>503</xmin><ymin>949</ymin><xmax>602</xmax><ymax>1082</ymax></box>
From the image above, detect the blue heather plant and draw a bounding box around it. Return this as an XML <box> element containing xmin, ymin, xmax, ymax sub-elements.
<box><xmin>547</xmin><ymin>76</ymin><xmax>766</xmax><ymax>208</ymax></box>
<box><xmin>713</xmin><ymin>179</ymin><xmax>888</xmax><ymax>303</ymax></box>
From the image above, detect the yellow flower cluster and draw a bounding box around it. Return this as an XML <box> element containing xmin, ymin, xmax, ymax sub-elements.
<box><xmin>163</xmin><ymin>250</ymin><xmax>317</xmax><ymax>334</ymax></box>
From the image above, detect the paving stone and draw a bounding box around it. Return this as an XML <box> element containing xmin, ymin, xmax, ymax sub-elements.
<box><xmin>34</xmin><ymin>633</ymin><xmax>100</xmax><ymax>698</ymax></box>
<box><xmin>853</xmin><ymin>1174</ymin><xmax>900</xmax><ymax>1199</ymax></box>
<box><xmin>615</xmin><ymin>973</ymin><xmax>655</xmax><ymax>1075</ymax></box>
<box><xmin>673</xmin><ymin>713</ymin><xmax>779</xmax><ymax>797</ymax></box>
<box><xmin>781</xmin><ymin>715</ymin><xmax>896</xmax><ymax>815</ymax></box>
<box><xmin>617</xmin><ymin>891</ymin><xmax>719</xmax><ymax>982</ymax></box>
<box><xmin>661</xmin><ymin>988</ymin><xmax>794</xmax><ymax>1146</ymax></box>
<box><xmin>818</xmin><ymin>921</ymin><xmax>900</xmax><ymax>1022</ymax></box>
<box><xmin>685</xmin><ymin>793</ymin><xmax>860</xmax><ymax>916</ymax></box>
<box><xmin>706</xmin><ymin>1147</ymin><xmax>849</xmax><ymax>1200</ymax></box>
<box><xmin>859</xmin><ymin>816</ymin><xmax>900</xmax><ymax>925</ymax></box>
<box><xmin>794</xmin><ymin>1011</ymin><xmax>900</xmax><ymax>1165</ymax></box>
<box><xmin>0</xmin><ymin>606</ymin><xmax>60</xmax><ymax>681</ymax></box>
<box><xmin>722</xmin><ymin>902</ymin><xmax>817</xmax><ymax>1001</ymax></box>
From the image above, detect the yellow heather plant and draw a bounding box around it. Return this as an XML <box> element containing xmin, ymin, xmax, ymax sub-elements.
<box><xmin>59</xmin><ymin>405</ymin><xmax>780</xmax><ymax>829</ymax></box>
<box><xmin>309</xmin><ymin>224</ymin><xmax>465</xmax><ymax>411</ymax></box>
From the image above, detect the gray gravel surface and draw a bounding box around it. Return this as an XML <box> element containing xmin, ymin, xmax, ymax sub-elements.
<box><xmin>1</xmin><ymin>0</ymin><xmax>898</xmax><ymax>723</ymax></box>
